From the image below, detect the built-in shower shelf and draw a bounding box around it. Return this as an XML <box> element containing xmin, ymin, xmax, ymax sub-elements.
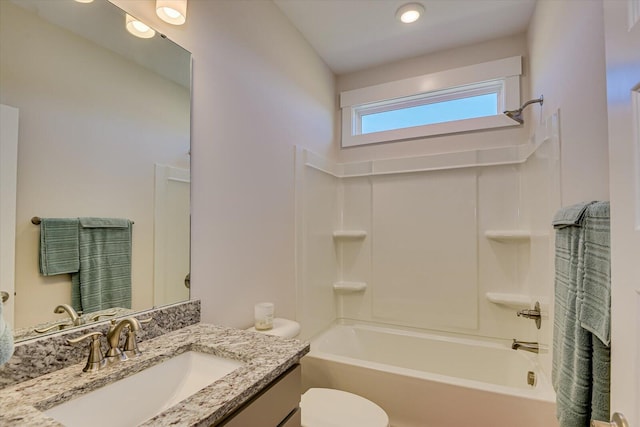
<box><xmin>333</xmin><ymin>281</ymin><xmax>367</xmax><ymax>293</ymax></box>
<box><xmin>485</xmin><ymin>292</ymin><xmax>532</xmax><ymax>308</ymax></box>
<box><xmin>332</xmin><ymin>230</ymin><xmax>367</xmax><ymax>240</ymax></box>
<box><xmin>484</xmin><ymin>230</ymin><xmax>531</xmax><ymax>242</ymax></box>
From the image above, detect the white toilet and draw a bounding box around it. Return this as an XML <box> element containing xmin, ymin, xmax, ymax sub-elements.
<box><xmin>248</xmin><ymin>318</ymin><xmax>390</xmax><ymax>427</ymax></box>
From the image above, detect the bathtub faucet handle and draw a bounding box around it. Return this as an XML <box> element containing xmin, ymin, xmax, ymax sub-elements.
<box><xmin>516</xmin><ymin>301</ymin><xmax>541</xmax><ymax>329</ymax></box>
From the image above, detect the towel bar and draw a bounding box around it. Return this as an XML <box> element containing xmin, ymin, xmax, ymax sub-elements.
<box><xmin>31</xmin><ymin>216</ymin><xmax>134</xmax><ymax>225</ymax></box>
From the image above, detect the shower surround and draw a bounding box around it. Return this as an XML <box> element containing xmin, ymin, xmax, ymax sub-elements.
<box><xmin>295</xmin><ymin>112</ymin><xmax>561</xmax><ymax>378</ymax></box>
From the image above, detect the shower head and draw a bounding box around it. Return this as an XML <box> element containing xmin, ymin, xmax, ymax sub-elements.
<box><xmin>503</xmin><ymin>95</ymin><xmax>544</xmax><ymax>124</ymax></box>
<box><xmin>504</xmin><ymin>109</ymin><xmax>524</xmax><ymax>124</ymax></box>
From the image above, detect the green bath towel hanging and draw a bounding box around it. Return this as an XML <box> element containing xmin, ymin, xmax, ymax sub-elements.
<box><xmin>552</xmin><ymin>202</ymin><xmax>611</xmax><ymax>427</ymax></box>
<box><xmin>71</xmin><ymin>217</ymin><xmax>132</xmax><ymax>313</ymax></box>
<box><xmin>39</xmin><ymin>218</ymin><xmax>80</xmax><ymax>276</ymax></box>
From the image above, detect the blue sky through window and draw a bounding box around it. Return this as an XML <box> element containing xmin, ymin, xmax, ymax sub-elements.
<box><xmin>361</xmin><ymin>93</ymin><xmax>498</xmax><ymax>134</ymax></box>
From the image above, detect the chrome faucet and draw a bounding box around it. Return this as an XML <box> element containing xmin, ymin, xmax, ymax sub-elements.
<box><xmin>106</xmin><ymin>317</ymin><xmax>141</xmax><ymax>363</ymax></box>
<box><xmin>512</xmin><ymin>339</ymin><xmax>539</xmax><ymax>354</ymax></box>
<box><xmin>54</xmin><ymin>304</ymin><xmax>85</xmax><ymax>326</ymax></box>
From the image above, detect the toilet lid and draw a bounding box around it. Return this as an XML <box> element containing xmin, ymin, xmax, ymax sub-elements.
<box><xmin>301</xmin><ymin>388</ymin><xmax>389</xmax><ymax>427</ymax></box>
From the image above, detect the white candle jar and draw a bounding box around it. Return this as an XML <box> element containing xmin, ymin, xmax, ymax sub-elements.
<box><xmin>254</xmin><ymin>302</ymin><xmax>274</xmax><ymax>330</ymax></box>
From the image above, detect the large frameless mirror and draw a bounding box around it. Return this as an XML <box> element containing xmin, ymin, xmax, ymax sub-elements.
<box><xmin>0</xmin><ymin>0</ymin><xmax>192</xmax><ymax>341</ymax></box>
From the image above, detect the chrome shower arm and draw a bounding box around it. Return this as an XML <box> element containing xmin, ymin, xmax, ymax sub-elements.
<box><xmin>503</xmin><ymin>95</ymin><xmax>544</xmax><ymax>124</ymax></box>
<box><xmin>519</xmin><ymin>96</ymin><xmax>544</xmax><ymax>111</ymax></box>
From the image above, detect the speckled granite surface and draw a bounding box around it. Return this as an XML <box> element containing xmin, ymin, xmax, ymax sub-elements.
<box><xmin>0</xmin><ymin>300</ymin><xmax>200</xmax><ymax>388</ymax></box>
<box><xmin>14</xmin><ymin>307</ymin><xmax>136</xmax><ymax>341</ymax></box>
<box><xmin>0</xmin><ymin>323</ymin><xmax>309</xmax><ymax>427</ymax></box>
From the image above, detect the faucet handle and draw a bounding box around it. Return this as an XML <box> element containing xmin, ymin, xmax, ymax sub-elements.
<box><xmin>122</xmin><ymin>317</ymin><xmax>152</xmax><ymax>358</ymax></box>
<box><xmin>122</xmin><ymin>328</ymin><xmax>141</xmax><ymax>358</ymax></box>
<box><xmin>138</xmin><ymin>316</ymin><xmax>153</xmax><ymax>325</ymax></box>
<box><xmin>68</xmin><ymin>331</ymin><xmax>106</xmax><ymax>372</ymax></box>
<box><xmin>34</xmin><ymin>321</ymin><xmax>72</xmax><ymax>334</ymax></box>
<box><xmin>89</xmin><ymin>309</ymin><xmax>119</xmax><ymax>322</ymax></box>
<box><xmin>516</xmin><ymin>301</ymin><xmax>542</xmax><ymax>329</ymax></box>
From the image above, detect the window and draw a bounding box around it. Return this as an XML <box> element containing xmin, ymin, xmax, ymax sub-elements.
<box><xmin>341</xmin><ymin>56</ymin><xmax>523</xmax><ymax>147</ymax></box>
<box><xmin>358</xmin><ymin>84</ymin><xmax>501</xmax><ymax>134</ymax></box>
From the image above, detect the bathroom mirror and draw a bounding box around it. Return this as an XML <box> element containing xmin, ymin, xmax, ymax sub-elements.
<box><xmin>0</xmin><ymin>0</ymin><xmax>191</xmax><ymax>340</ymax></box>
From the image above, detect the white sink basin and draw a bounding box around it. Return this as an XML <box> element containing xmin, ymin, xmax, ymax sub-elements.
<box><xmin>44</xmin><ymin>351</ymin><xmax>244</xmax><ymax>427</ymax></box>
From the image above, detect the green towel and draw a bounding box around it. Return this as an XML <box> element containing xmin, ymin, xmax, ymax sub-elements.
<box><xmin>39</xmin><ymin>218</ymin><xmax>80</xmax><ymax>275</ymax></box>
<box><xmin>78</xmin><ymin>217</ymin><xmax>131</xmax><ymax>228</ymax></box>
<box><xmin>578</xmin><ymin>202</ymin><xmax>611</xmax><ymax>422</ymax></box>
<box><xmin>552</xmin><ymin>202</ymin><xmax>611</xmax><ymax>426</ymax></box>
<box><xmin>578</xmin><ymin>202</ymin><xmax>611</xmax><ymax>345</ymax></box>
<box><xmin>591</xmin><ymin>336</ymin><xmax>611</xmax><ymax>422</ymax></box>
<box><xmin>553</xmin><ymin>211</ymin><xmax>592</xmax><ymax>427</ymax></box>
<box><xmin>552</xmin><ymin>201</ymin><xmax>595</xmax><ymax>228</ymax></box>
<box><xmin>71</xmin><ymin>218</ymin><xmax>132</xmax><ymax>313</ymax></box>
<box><xmin>0</xmin><ymin>299</ymin><xmax>14</xmax><ymax>366</ymax></box>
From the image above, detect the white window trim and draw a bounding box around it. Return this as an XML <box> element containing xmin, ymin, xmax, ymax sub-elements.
<box><xmin>340</xmin><ymin>56</ymin><xmax>522</xmax><ymax>148</ymax></box>
<box><xmin>633</xmin><ymin>87</ymin><xmax>640</xmax><ymax>230</ymax></box>
<box><xmin>629</xmin><ymin>0</ymin><xmax>640</xmax><ymax>30</ymax></box>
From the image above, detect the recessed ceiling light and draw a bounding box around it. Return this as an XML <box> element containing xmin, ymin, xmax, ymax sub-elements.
<box><xmin>396</xmin><ymin>3</ymin><xmax>425</xmax><ymax>24</ymax></box>
<box><xmin>156</xmin><ymin>0</ymin><xmax>188</xmax><ymax>25</ymax></box>
<box><xmin>126</xmin><ymin>14</ymin><xmax>156</xmax><ymax>39</ymax></box>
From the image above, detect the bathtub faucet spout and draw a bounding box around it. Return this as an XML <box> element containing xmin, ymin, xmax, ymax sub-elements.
<box><xmin>511</xmin><ymin>339</ymin><xmax>539</xmax><ymax>354</ymax></box>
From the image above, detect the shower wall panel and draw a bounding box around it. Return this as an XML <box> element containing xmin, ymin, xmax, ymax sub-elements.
<box><xmin>476</xmin><ymin>165</ymin><xmax>533</xmax><ymax>339</ymax></box>
<box><xmin>296</xmin><ymin>165</ymin><xmax>340</xmax><ymax>340</ymax></box>
<box><xmin>371</xmin><ymin>170</ymin><xmax>479</xmax><ymax>330</ymax></box>
<box><xmin>296</xmin><ymin>126</ymin><xmax>559</xmax><ymax>341</ymax></box>
<box><xmin>519</xmin><ymin>112</ymin><xmax>561</xmax><ymax>376</ymax></box>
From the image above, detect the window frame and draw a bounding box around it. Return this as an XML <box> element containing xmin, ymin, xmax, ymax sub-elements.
<box><xmin>340</xmin><ymin>56</ymin><xmax>523</xmax><ymax>148</ymax></box>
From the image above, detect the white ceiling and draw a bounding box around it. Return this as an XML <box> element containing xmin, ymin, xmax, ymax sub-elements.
<box><xmin>273</xmin><ymin>0</ymin><xmax>537</xmax><ymax>75</ymax></box>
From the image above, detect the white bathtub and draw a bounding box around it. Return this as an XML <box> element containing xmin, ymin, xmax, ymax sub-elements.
<box><xmin>301</xmin><ymin>321</ymin><xmax>558</xmax><ymax>427</ymax></box>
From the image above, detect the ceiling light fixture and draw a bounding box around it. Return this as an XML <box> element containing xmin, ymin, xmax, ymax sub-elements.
<box><xmin>126</xmin><ymin>14</ymin><xmax>156</xmax><ymax>39</ymax></box>
<box><xmin>156</xmin><ymin>0</ymin><xmax>187</xmax><ymax>25</ymax></box>
<box><xmin>74</xmin><ymin>0</ymin><xmax>94</xmax><ymax>3</ymax></box>
<box><xmin>396</xmin><ymin>3</ymin><xmax>425</xmax><ymax>24</ymax></box>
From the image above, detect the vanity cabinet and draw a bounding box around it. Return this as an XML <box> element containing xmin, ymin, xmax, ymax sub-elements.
<box><xmin>216</xmin><ymin>364</ymin><xmax>301</xmax><ymax>427</ymax></box>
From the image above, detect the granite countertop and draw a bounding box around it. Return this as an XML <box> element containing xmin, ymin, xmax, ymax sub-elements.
<box><xmin>14</xmin><ymin>307</ymin><xmax>136</xmax><ymax>341</ymax></box>
<box><xmin>0</xmin><ymin>323</ymin><xmax>310</xmax><ymax>426</ymax></box>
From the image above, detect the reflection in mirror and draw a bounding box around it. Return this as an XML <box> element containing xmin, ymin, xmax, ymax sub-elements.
<box><xmin>0</xmin><ymin>0</ymin><xmax>192</xmax><ymax>341</ymax></box>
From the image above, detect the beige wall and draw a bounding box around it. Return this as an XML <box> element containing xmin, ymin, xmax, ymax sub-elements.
<box><xmin>524</xmin><ymin>0</ymin><xmax>610</xmax><ymax>378</ymax></box>
<box><xmin>336</xmin><ymin>35</ymin><xmax>531</xmax><ymax>162</ymax></box>
<box><xmin>111</xmin><ymin>0</ymin><xmax>337</xmax><ymax>328</ymax></box>
<box><xmin>0</xmin><ymin>2</ymin><xmax>190</xmax><ymax>328</ymax></box>
<box><xmin>603</xmin><ymin>0</ymin><xmax>640</xmax><ymax>421</ymax></box>
<box><xmin>107</xmin><ymin>0</ymin><xmax>611</xmax><ymax>332</ymax></box>
<box><xmin>527</xmin><ymin>0</ymin><xmax>609</xmax><ymax>205</ymax></box>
